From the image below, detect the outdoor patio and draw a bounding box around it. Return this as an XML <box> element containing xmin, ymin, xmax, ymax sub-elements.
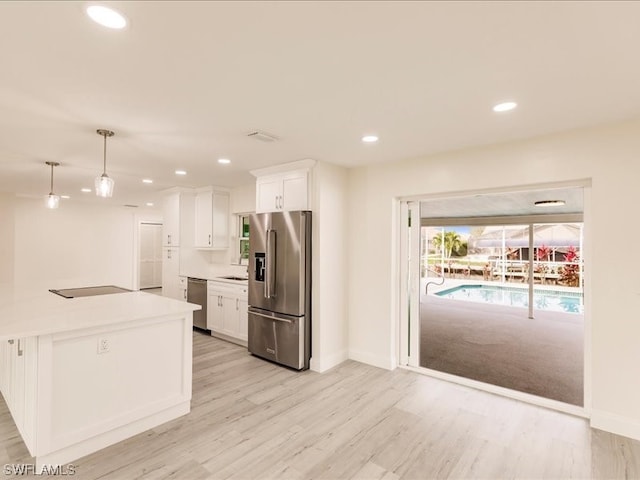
<box><xmin>419</xmin><ymin>222</ymin><xmax>585</xmax><ymax>405</ymax></box>
<box><xmin>419</xmin><ymin>286</ymin><xmax>584</xmax><ymax>405</ymax></box>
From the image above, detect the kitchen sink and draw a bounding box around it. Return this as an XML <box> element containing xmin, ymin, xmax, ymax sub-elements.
<box><xmin>219</xmin><ymin>275</ymin><xmax>248</xmax><ymax>281</ymax></box>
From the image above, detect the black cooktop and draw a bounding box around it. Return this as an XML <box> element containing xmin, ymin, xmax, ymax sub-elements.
<box><xmin>49</xmin><ymin>285</ymin><xmax>132</xmax><ymax>299</ymax></box>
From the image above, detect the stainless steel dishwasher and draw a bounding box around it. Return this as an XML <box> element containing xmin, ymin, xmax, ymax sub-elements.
<box><xmin>187</xmin><ymin>278</ymin><xmax>208</xmax><ymax>330</ymax></box>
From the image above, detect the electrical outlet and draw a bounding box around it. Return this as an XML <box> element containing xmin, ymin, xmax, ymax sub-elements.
<box><xmin>97</xmin><ymin>338</ymin><xmax>110</xmax><ymax>354</ymax></box>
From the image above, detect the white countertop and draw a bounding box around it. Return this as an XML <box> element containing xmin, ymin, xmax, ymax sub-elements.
<box><xmin>0</xmin><ymin>287</ymin><xmax>200</xmax><ymax>341</ymax></box>
<box><xmin>207</xmin><ymin>277</ymin><xmax>248</xmax><ymax>286</ymax></box>
<box><xmin>182</xmin><ymin>274</ymin><xmax>248</xmax><ymax>285</ymax></box>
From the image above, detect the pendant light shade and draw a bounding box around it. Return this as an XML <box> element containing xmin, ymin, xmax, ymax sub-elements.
<box><xmin>95</xmin><ymin>129</ymin><xmax>115</xmax><ymax>198</ymax></box>
<box><xmin>45</xmin><ymin>161</ymin><xmax>60</xmax><ymax>209</ymax></box>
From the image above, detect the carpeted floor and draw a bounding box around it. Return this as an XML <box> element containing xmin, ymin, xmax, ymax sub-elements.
<box><xmin>420</xmin><ymin>295</ymin><xmax>584</xmax><ymax>406</ymax></box>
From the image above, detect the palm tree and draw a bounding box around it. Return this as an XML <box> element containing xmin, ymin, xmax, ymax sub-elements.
<box><xmin>432</xmin><ymin>230</ymin><xmax>463</xmax><ymax>258</ymax></box>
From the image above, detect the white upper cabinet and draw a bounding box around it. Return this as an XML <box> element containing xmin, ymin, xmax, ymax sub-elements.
<box><xmin>256</xmin><ymin>176</ymin><xmax>282</xmax><ymax>213</ymax></box>
<box><xmin>251</xmin><ymin>159</ymin><xmax>315</xmax><ymax>213</ymax></box>
<box><xmin>162</xmin><ymin>192</ymin><xmax>181</xmax><ymax>246</ymax></box>
<box><xmin>255</xmin><ymin>171</ymin><xmax>309</xmax><ymax>213</ymax></box>
<box><xmin>194</xmin><ymin>189</ymin><xmax>229</xmax><ymax>249</ymax></box>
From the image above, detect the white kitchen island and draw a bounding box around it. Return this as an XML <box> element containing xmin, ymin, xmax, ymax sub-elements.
<box><xmin>0</xmin><ymin>287</ymin><xmax>199</xmax><ymax>468</ymax></box>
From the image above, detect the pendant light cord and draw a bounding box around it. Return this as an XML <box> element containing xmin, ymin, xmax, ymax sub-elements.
<box><xmin>50</xmin><ymin>163</ymin><xmax>54</xmax><ymax>194</ymax></box>
<box><xmin>103</xmin><ymin>132</ymin><xmax>107</xmax><ymax>175</ymax></box>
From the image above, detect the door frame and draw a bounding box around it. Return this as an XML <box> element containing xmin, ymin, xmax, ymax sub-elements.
<box><xmin>396</xmin><ymin>180</ymin><xmax>592</xmax><ymax>418</ymax></box>
<box><xmin>133</xmin><ymin>217</ymin><xmax>163</xmax><ymax>291</ymax></box>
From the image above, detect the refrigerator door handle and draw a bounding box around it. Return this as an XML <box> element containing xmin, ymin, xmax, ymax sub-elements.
<box><xmin>265</xmin><ymin>229</ymin><xmax>276</xmax><ymax>298</ymax></box>
<box><xmin>249</xmin><ymin>309</ymin><xmax>293</xmax><ymax>324</ymax></box>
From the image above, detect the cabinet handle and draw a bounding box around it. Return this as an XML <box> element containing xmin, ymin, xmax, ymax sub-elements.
<box><xmin>168</xmin><ymin>234</ymin><xmax>171</xmax><ymax>245</ymax></box>
<box><xmin>209</xmin><ymin>234</ymin><xmax>212</xmax><ymax>246</ymax></box>
<box><xmin>218</xmin><ymin>295</ymin><xmax>222</xmax><ymax>307</ymax></box>
<box><xmin>8</xmin><ymin>339</ymin><xmax>14</xmax><ymax>345</ymax></box>
<box><xmin>17</xmin><ymin>339</ymin><xmax>23</xmax><ymax>357</ymax></box>
<box><xmin>183</xmin><ymin>289</ymin><xmax>187</xmax><ymax>300</ymax></box>
<box><xmin>167</xmin><ymin>249</ymin><xmax>172</xmax><ymax>260</ymax></box>
<box><xmin>236</xmin><ymin>298</ymin><xmax>239</xmax><ymax>310</ymax></box>
<box><xmin>275</xmin><ymin>196</ymin><xmax>278</xmax><ymax>209</ymax></box>
<box><xmin>279</xmin><ymin>195</ymin><xmax>283</xmax><ymax>209</ymax></box>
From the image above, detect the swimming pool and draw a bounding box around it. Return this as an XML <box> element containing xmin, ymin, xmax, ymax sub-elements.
<box><xmin>434</xmin><ymin>284</ymin><xmax>583</xmax><ymax>313</ymax></box>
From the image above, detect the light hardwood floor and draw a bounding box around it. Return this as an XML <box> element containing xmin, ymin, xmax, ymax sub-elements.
<box><xmin>1</xmin><ymin>332</ymin><xmax>639</xmax><ymax>479</ymax></box>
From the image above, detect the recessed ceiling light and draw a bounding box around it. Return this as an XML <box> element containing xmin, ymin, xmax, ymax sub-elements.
<box><xmin>142</xmin><ymin>179</ymin><xmax>153</xmax><ymax>184</ymax></box>
<box><xmin>61</xmin><ymin>195</ymin><xmax>71</xmax><ymax>199</ymax></box>
<box><xmin>493</xmin><ymin>101</ymin><xmax>517</xmax><ymax>113</ymax></box>
<box><xmin>534</xmin><ymin>200</ymin><xmax>566</xmax><ymax>207</ymax></box>
<box><xmin>81</xmin><ymin>188</ymin><xmax>92</xmax><ymax>193</ymax></box>
<box><xmin>218</xmin><ymin>158</ymin><xmax>231</xmax><ymax>165</ymax></box>
<box><xmin>146</xmin><ymin>202</ymin><xmax>154</xmax><ymax>207</ymax></box>
<box><xmin>86</xmin><ymin>5</ymin><xmax>128</xmax><ymax>29</ymax></box>
<box><xmin>175</xmin><ymin>170</ymin><xmax>187</xmax><ymax>176</ymax></box>
<box><xmin>362</xmin><ymin>135</ymin><xmax>379</xmax><ymax>143</ymax></box>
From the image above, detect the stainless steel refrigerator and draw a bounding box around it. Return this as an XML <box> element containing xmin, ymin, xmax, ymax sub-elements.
<box><xmin>248</xmin><ymin>211</ymin><xmax>311</xmax><ymax>370</ymax></box>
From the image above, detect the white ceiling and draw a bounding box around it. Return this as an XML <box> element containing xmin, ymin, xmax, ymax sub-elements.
<box><xmin>1</xmin><ymin>1</ymin><xmax>640</xmax><ymax>207</ymax></box>
<box><xmin>420</xmin><ymin>186</ymin><xmax>584</xmax><ymax>220</ymax></box>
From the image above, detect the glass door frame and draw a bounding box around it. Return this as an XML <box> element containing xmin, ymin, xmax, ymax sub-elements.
<box><xmin>396</xmin><ymin>185</ymin><xmax>592</xmax><ymax>417</ymax></box>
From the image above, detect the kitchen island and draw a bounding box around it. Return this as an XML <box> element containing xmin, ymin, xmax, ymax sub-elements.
<box><xmin>0</xmin><ymin>287</ymin><xmax>199</xmax><ymax>468</ymax></box>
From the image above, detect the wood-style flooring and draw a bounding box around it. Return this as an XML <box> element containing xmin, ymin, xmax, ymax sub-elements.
<box><xmin>1</xmin><ymin>332</ymin><xmax>639</xmax><ymax>479</ymax></box>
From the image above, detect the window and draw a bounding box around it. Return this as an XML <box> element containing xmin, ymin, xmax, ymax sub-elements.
<box><xmin>238</xmin><ymin>214</ymin><xmax>250</xmax><ymax>265</ymax></box>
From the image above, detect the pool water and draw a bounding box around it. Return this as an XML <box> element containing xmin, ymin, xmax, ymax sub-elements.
<box><xmin>435</xmin><ymin>284</ymin><xmax>583</xmax><ymax>313</ymax></box>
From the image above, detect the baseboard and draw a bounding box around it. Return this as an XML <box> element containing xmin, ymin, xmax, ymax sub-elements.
<box><xmin>591</xmin><ymin>409</ymin><xmax>640</xmax><ymax>441</ymax></box>
<box><xmin>310</xmin><ymin>349</ymin><xmax>348</xmax><ymax>373</ymax></box>
<box><xmin>35</xmin><ymin>401</ymin><xmax>190</xmax><ymax>468</ymax></box>
<box><xmin>210</xmin><ymin>331</ymin><xmax>247</xmax><ymax>348</ymax></box>
<box><xmin>348</xmin><ymin>349</ymin><xmax>395</xmax><ymax>370</ymax></box>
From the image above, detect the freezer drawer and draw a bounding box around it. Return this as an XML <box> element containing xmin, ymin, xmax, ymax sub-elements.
<box><xmin>248</xmin><ymin>308</ymin><xmax>309</xmax><ymax>370</ymax></box>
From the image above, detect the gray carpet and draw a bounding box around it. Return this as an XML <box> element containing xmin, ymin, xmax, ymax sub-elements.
<box><xmin>420</xmin><ymin>295</ymin><xmax>584</xmax><ymax>406</ymax></box>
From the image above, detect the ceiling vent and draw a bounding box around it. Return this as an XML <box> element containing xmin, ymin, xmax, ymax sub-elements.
<box><xmin>247</xmin><ymin>131</ymin><xmax>278</xmax><ymax>142</ymax></box>
<box><xmin>124</xmin><ymin>204</ymin><xmax>139</xmax><ymax>208</ymax></box>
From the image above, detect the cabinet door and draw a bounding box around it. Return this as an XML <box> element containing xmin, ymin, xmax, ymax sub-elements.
<box><xmin>0</xmin><ymin>340</ymin><xmax>9</xmax><ymax>395</ymax></box>
<box><xmin>222</xmin><ymin>295</ymin><xmax>239</xmax><ymax>335</ymax></box>
<box><xmin>162</xmin><ymin>193</ymin><xmax>180</xmax><ymax>246</ymax></box>
<box><xmin>207</xmin><ymin>293</ymin><xmax>224</xmax><ymax>331</ymax></box>
<box><xmin>194</xmin><ymin>191</ymin><xmax>213</xmax><ymax>247</ymax></box>
<box><xmin>11</xmin><ymin>339</ymin><xmax>25</xmax><ymax>434</ymax></box>
<box><xmin>161</xmin><ymin>248</ymin><xmax>180</xmax><ymax>299</ymax></box>
<box><xmin>282</xmin><ymin>173</ymin><xmax>308</xmax><ymax>211</ymax></box>
<box><xmin>211</xmin><ymin>192</ymin><xmax>229</xmax><ymax>248</ymax></box>
<box><xmin>237</xmin><ymin>297</ymin><xmax>248</xmax><ymax>341</ymax></box>
<box><xmin>256</xmin><ymin>177</ymin><xmax>281</xmax><ymax>213</ymax></box>
<box><xmin>179</xmin><ymin>276</ymin><xmax>187</xmax><ymax>302</ymax></box>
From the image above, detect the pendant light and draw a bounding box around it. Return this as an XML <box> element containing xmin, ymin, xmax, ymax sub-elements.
<box><xmin>45</xmin><ymin>161</ymin><xmax>60</xmax><ymax>209</ymax></box>
<box><xmin>95</xmin><ymin>129</ymin><xmax>115</xmax><ymax>198</ymax></box>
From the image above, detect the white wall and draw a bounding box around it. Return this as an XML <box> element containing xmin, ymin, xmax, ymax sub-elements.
<box><xmin>0</xmin><ymin>193</ymin><xmax>15</xmax><ymax>284</ymax></box>
<box><xmin>310</xmin><ymin>161</ymin><xmax>349</xmax><ymax>372</ymax></box>
<box><xmin>347</xmin><ymin>118</ymin><xmax>640</xmax><ymax>439</ymax></box>
<box><xmin>9</xmin><ymin>197</ymin><xmax>147</xmax><ymax>290</ymax></box>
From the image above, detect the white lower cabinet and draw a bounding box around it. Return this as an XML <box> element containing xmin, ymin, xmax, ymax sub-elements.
<box><xmin>207</xmin><ymin>281</ymin><xmax>248</xmax><ymax>344</ymax></box>
<box><xmin>161</xmin><ymin>247</ymin><xmax>183</xmax><ymax>300</ymax></box>
<box><xmin>178</xmin><ymin>276</ymin><xmax>187</xmax><ymax>301</ymax></box>
<box><xmin>0</xmin><ymin>337</ymin><xmax>37</xmax><ymax>452</ymax></box>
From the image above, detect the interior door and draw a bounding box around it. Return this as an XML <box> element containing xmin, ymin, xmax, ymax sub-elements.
<box><xmin>139</xmin><ymin>223</ymin><xmax>163</xmax><ymax>289</ymax></box>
